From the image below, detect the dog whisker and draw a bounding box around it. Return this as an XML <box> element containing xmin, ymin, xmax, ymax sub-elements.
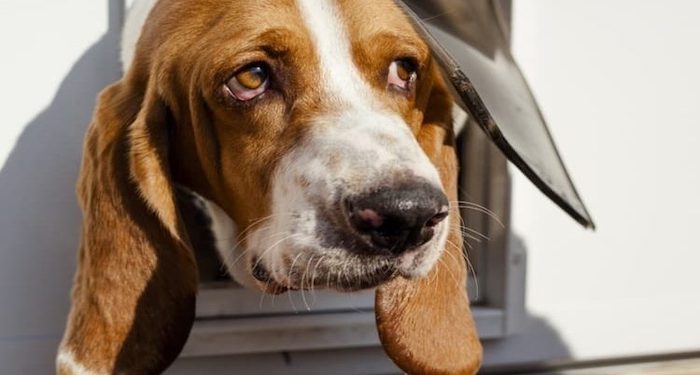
<box><xmin>450</xmin><ymin>222</ymin><xmax>490</xmax><ymax>241</ymax></box>
<box><xmin>310</xmin><ymin>255</ymin><xmax>326</xmax><ymax>304</ymax></box>
<box><xmin>433</xmin><ymin>257</ymin><xmax>446</xmax><ymax>292</ymax></box>
<box><xmin>235</xmin><ymin>213</ymin><xmax>280</xmax><ymax>242</ymax></box>
<box><xmin>252</xmin><ymin>232</ymin><xmax>299</xmax><ymax>272</ymax></box>
<box><xmin>437</xmin><ymin>252</ymin><xmax>460</xmax><ymax>289</ymax></box>
<box><xmin>335</xmin><ymin>264</ymin><xmax>344</xmax><ymax>291</ymax></box>
<box><xmin>223</xmin><ymin>211</ymin><xmax>308</xmax><ymax>273</ymax></box>
<box><xmin>452</xmin><ymin>226</ymin><xmax>484</xmax><ymax>243</ymax></box>
<box><xmin>445</xmin><ymin>239</ymin><xmax>479</xmax><ymax>300</ymax></box>
<box><xmin>226</xmin><ymin>221</ymin><xmax>280</xmax><ymax>269</ymax></box>
<box><xmin>300</xmin><ymin>255</ymin><xmax>316</xmax><ymax>311</ymax></box>
<box><xmin>226</xmin><ymin>213</ymin><xmax>298</xmax><ymax>267</ymax></box>
<box><xmin>449</xmin><ymin>200</ymin><xmax>505</xmax><ymax>228</ymax></box>
<box><xmin>286</xmin><ymin>252</ymin><xmax>305</xmax><ymax>313</ymax></box>
<box><xmin>450</xmin><ymin>212</ymin><xmax>480</xmax><ymax>249</ymax></box>
<box><xmin>258</xmin><ymin>281</ymin><xmax>268</xmax><ymax>309</ymax></box>
<box><xmin>223</xmin><ymin>217</ymin><xmax>276</xmax><ymax>269</ymax></box>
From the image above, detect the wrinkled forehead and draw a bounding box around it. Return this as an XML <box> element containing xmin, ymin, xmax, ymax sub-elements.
<box><xmin>220</xmin><ymin>0</ymin><xmax>417</xmax><ymax>39</ymax></box>
<box><xmin>333</xmin><ymin>0</ymin><xmax>421</xmax><ymax>40</ymax></box>
<box><xmin>294</xmin><ymin>0</ymin><xmax>425</xmax><ymax>98</ymax></box>
<box><xmin>199</xmin><ymin>0</ymin><xmax>424</xmax><ymax>70</ymax></box>
<box><xmin>146</xmin><ymin>0</ymin><xmax>427</xmax><ymax>76</ymax></box>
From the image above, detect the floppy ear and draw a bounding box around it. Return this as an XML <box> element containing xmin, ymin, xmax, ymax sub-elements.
<box><xmin>375</xmin><ymin>69</ymin><xmax>482</xmax><ymax>374</ymax></box>
<box><xmin>57</xmin><ymin>76</ymin><xmax>198</xmax><ymax>374</ymax></box>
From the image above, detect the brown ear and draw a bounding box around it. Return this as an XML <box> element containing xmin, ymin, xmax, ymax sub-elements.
<box><xmin>57</xmin><ymin>76</ymin><xmax>198</xmax><ymax>374</ymax></box>
<box><xmin>375</xmin><ymin>71</ymin><xmax>482</xmax><ymax>374</ymax></box>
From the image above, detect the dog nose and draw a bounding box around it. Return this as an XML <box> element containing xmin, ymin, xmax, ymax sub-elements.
<box><xmin>345</xmin><ymin>183</ymin><xmax>449</xmax><ymax>254</ymax></box>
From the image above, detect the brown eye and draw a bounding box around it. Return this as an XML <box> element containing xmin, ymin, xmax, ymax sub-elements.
<box><xmin>387</xmin><ymin>58</ymin><xmax>418</xmax><ymax>92</ymax></box>
<box><xmin>225</xmin><ymin>63</ymin><xmax>270</xmax><ymax>101</ymax></box>
<box><xmin>396</xmin><ymin>60</ymin><xmax>413</xmax><ymax>81</ymax></box>
<box><xmin>236</xmin><ymin>65</ymin><xmax>268</xmax><ymax>89</ymax></box>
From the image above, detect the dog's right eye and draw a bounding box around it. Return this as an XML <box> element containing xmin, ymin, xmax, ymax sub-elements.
<box><xmin>225</xmin><ymin>63</ymin><xmax>270</xmax><ymax>101</ymax></box>
<box><xmin>387</xmin><ymin>58</ymin><xmax>418</xmax><ymax>93</ymax></box>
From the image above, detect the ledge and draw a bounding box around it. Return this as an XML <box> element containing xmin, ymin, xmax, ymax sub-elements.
<box><xmin>182</xmin><ymin>306</ymin><xmax>504</xmax><ymax>357</ymax></box>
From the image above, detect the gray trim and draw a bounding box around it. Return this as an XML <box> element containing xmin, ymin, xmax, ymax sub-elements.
<box><xmin>457</xmin><ymin>0</ymin><xmax>526</xmax><ymax>336</ymax></box>
<box><xmin>182</xmin><ymin>307</ymin><xmax>507</xmax><ymax>358</ymax></box>
<box><xmin>170</xmin><ymin>346</ymin><xmax>400</xmax><ymax>375</ymax></box>
<box><xmin>196</xmin><ymin>284</ymin><xmax>375</xmax><ymax>318</ymax></box>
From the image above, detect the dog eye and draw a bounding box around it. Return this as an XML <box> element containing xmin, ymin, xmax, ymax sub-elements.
<box><xmin>387</xmin><ymin>59</ymin><xmax>418</xmax><ymax>92</ymax></box>
<box><xmin>225</xmin><ymin>63</ymin><xmax>270</xmax><ymax>101</ymax></box>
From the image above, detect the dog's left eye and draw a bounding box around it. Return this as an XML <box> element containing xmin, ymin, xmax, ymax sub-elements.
<box><xmin>225</xmin><ymin>63</ymin><xmax>270</xmax><ymax>101</ymax></box>
<box><xmin>387</xmin><ymin>59</ymin><xmax>418</xmax><ymax>92</ymax></box>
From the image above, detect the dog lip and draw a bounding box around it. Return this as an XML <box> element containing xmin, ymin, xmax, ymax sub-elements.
<box><xmin>251</xmin><ymin>257</ymin><xmax>272</xmax><ymax>282</ymax></box>
<box><xmin>331</xmin><ymin>263</ymin><xmax>397</xmax><ymax>291</ymax></box>
<box><xmin>250</xmin><ymin>258</ymin><xmax>289</xmax><ymax>294</ymax></box>
<box><xmin>260</xmin><ymin>280</ymin><xmax>289</xmax><ymax>295</ymax></box>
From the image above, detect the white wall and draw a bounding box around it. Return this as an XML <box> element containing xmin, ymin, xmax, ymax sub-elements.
<box><xmin>0</xmin><ymin>0</ymin><xmax>122</xmax><ymax>372</ymax></box>
<box><xmin>1</xmin><ymin>0</ymin><xmax>699</xmax><ymax>373</ymax></box>
<box><xmin>505</xmin><ymin>0</ymin><xmax>700</xmax><ymax>364</ymax></box>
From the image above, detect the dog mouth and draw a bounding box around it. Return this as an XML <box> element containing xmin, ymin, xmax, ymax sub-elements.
<box><xmin>252</xmin><ymin>260</ymin><xmax>395</xmax><ymax>292</ymax></box>
<box><xmin>249</xmin><ymin>241</ymin><xmax>438</xmax><ymax>293</ymax></box>
<box><xmin>250</xmin><ymin>258</ymin><xmax>290</xmax><ymax>294</ymax></box>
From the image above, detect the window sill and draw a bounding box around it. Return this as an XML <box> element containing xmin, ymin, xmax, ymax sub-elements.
<box><xmin>181</xmin><ymin>306</ymin><xmax>506</xmax><ymax>358</ymax></box>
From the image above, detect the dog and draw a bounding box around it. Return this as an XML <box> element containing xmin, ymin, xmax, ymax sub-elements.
<box><xmin>58</xmin><ymin>0</ymin><xmax>481</xmax><ymax>373</ymax></box>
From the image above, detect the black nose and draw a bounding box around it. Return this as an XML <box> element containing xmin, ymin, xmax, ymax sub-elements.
<box><xmin>345</xmin><ymin>182</ymin><xmax>449</xmax><ymax>254</ymax></box>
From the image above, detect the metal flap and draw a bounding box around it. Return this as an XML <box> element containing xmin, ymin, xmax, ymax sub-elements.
<box><xmin>399</xmin><ymin>0</ymin><xmax>594</xmax><ymax>228</ymax></box>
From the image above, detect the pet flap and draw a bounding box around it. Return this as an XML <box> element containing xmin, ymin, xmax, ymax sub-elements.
<box><xmin>398</xmin><ymin>0</ymin><xmax>594</xmax><ymax>228</ymax></box>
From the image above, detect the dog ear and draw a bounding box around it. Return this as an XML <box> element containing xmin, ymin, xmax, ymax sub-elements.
<box><xmin>375</xmin><ymin>68</ymin><xmax>482</xmax><ymax>374</ymax></box>
<box><xmin>58</xmin><ymin>75</ymin><xmax>198</xmax><ymax>373</ymax></box>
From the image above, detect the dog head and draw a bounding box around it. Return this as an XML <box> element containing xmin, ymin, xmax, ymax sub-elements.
<box><xmin>60</xmin><ymin>0</ymin><xmax>481</xmax><ymax>373</ymax></box>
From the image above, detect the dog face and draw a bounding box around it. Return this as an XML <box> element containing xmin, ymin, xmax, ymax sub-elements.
<box><xmin>145</xmin><ymin>0</ymin><xmax>451</xmax><ymax>292</ymax></box>
<box><xmin>59</xmin><ymin>1</ymin><xmax>482</xmax><ymax>373</ymax></box>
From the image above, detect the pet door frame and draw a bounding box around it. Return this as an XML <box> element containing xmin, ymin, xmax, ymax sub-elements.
<box><xmin>115</xmin><ymin>0</ymin><xmax>527</xmax><ymax>359</ymax></box>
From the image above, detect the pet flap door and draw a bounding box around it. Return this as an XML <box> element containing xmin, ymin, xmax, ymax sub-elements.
<box><xmin>399</xmin><ymin>0</ymin><xmax>594</xmax><ymax>228</ymax></box>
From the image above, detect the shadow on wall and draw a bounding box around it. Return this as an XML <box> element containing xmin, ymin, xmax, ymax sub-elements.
<box><xmin>482</xmin><ymin>234</ymin><xmax>573</xmax><ymax>374</ymax></box>
<box><xmin>0</xmin><ymin>0</ymin><xmax>123</xmax><ymax>371</ymax></box>
<box><xmin>482</xmin><ymin>314</ymin><xmax>573</xmax><ymax>374</ymax></box>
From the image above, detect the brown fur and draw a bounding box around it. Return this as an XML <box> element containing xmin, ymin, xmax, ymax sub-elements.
<box><xmin>59</xmin><ymin>0</ymin><xmax>481</xmax><ymax>373</ymax></box>
<box><xmin>376</xmin><ymin>75</ymin><xmax>482</xmax><ymax>374</ymax></box>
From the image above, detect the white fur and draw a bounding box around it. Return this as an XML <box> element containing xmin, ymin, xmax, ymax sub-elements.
<box><xmin>199</xmin><ymin>196</ymin><xmax>258</xmax><ymax>288</ymax></box>
<box><xmin>56</xmin><ymin>349</ymin><xmax>104</xmax><ymax>375</ymax></box>
<box><xmin>244</xmin><ymin>0</ymin><xmax>449</xmax><ymax>287</ymax></box>
<box><xmin>295</xmin><ymin>0</ymin><xmax>440</xmax><ymax>185</ymax></box>
<box><xmin>295</xmin><ymin>0</ymin><xmax>371</xmax><ymax>110</ymax></box>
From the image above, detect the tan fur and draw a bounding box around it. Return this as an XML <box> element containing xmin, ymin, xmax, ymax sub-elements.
<box><xmin>59</xmin><ymin>0</ymin><xmax>481</xmax><ymax>373</ymax></box>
